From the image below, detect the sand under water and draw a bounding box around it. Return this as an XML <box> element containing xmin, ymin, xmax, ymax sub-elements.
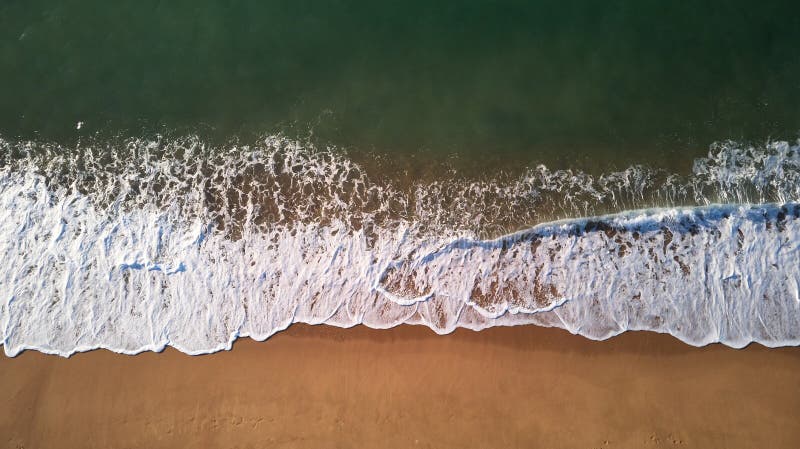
<box><xmin>1</xmin><ymin>136</ymin><xmax>800</xmax><ymax>357</ymax></box>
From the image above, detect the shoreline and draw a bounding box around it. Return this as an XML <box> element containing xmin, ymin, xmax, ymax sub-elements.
<box><xmin>2</xmin><ymin>324</ymin><xmax>799</xmax><ymax>448</ymax></box>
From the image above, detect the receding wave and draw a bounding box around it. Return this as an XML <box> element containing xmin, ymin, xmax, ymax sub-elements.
<box><xmin>1</xmin><ymin>135</ymin><xmax>798</xmax><ymax>356</ymax></box>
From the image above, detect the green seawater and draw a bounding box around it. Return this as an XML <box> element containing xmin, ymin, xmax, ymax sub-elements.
<box><xmin>2</xmin><ymin>0</ymin><xmax>799</xmax><ymax>172</ymax></box>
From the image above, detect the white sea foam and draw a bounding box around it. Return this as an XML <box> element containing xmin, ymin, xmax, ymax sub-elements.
<box><xmin>1</xmin><ymin>136</ymin><xmax>799</xmax><ymax>356</ymax></box>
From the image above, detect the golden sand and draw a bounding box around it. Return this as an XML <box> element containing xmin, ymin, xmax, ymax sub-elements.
<box><xmin>2</xmin><ymin>324</ymin><xmax>799</xmax><ymax>448</ymax></box>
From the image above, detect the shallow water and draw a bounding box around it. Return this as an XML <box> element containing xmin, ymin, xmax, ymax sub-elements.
<box><xmin>1</xmin><ymin>136</ymin><xmax>799</xmax><ymax>356</ymax></box>
<box><xmin>2</xmin><ymin>1</ymin><xmax>800</xmax><ymax>169</ymax></box>
<box><xmin>1</xmin><ymin>1</ymin><xmax>800</xmax><ymax>355</ymax></box>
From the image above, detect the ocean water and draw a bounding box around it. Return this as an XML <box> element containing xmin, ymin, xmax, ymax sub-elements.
<box><xmin>1</xmin><ymin>136</ymin><xmax>799</xmax><ymax>356</ymax></box>
<box><xmin>1</xmin><ymin>1</ymin><xmax>800</xmax><ymax>355</ymax></box>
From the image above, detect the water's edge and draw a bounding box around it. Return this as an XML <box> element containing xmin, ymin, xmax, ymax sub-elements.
<box><xmin>2</xmin><ymin>137</ymin><xmax>799</xmax><ymax>357</ymax></box>
<box><xmin>2</xmin><ymin>203</ymin><xmax>798</xmax><ymax>357</ymax></box>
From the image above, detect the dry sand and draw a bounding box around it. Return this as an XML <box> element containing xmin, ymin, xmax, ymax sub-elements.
<box><xmin>1</xmin><ymin>324</ymin><xmax>799</xmax><ymax>449</ymax></box>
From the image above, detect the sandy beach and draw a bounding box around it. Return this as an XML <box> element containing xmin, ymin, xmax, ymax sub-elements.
<box><xmin>2</xmin><ymin>324</ymin><xmax>798</xmax><ymax>449</ymax></box>
<box><xmin>3</xmin><ymin>2</ymin><xmax>800</xmax><ymax>448</ymax></box>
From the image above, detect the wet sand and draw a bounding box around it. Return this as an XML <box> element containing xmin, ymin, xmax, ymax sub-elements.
<box><xmin>1</xmin><ymin>324</ymin><xmax>799</xmax><ymax>449</ymax></box>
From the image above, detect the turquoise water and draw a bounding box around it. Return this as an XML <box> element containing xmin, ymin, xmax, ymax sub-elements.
<box><xmin>2</xmin><ymin>0</ymin><xmax>799</xmax><ymax>170</ymax></box>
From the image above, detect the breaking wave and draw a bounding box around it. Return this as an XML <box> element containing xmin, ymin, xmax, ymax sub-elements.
<box><xmin>1</xmin><ymin>135</ymin><xmax>799</xmax><ymax>356</ymax></box>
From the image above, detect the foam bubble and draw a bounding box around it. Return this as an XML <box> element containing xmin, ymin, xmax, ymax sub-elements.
<box><xmin>1</xmin><ymin>135</ymin><xmax>799</xmax><ymax>356</ymax></box>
